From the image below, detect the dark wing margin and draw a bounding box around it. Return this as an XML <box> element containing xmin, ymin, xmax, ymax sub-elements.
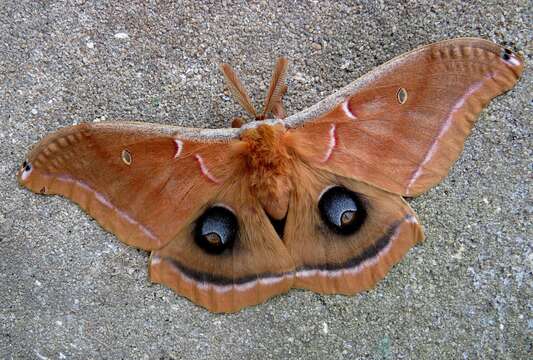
<box><xmin>150</xmin><ymin>176</ymin><xmax>295</xmax><ymax>313</ymax></box>
<box><xmin>282</xmin><ymin>163</ymin><xmax>424</xmax><ymax>294</ymax></box>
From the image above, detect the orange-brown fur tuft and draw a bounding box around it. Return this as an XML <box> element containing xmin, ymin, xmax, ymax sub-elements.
<box><xmin>240</xmin><ymin>124</ymin><xmax>293</xmax><ymax>219</ymax></box>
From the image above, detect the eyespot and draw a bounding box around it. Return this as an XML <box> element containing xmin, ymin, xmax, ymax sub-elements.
<box><xmin>121</xmin><ymin>149</ymin><xmax>132</xmax><ymax>165</ymax></box>
<box><xmin>194</xmin><ymin>206</ymin><xmax>238</xmax><ymax>254</ymax></box>
<box><xmin>501</xmin><ymin>48</ymin><xmax>512</xmax><ymax>61</ymax></box>
<box><xmin>318</xmin><ymin>186</ymin><xmax>367</xmax><ymax>235</ymax></box>
<box><xmin>501</xmin><ymin>51</ymin><xmax>511</xmax><ymax>61</ymax></box>
<box><xmin>397</xmin><ymin>87</ymin><xmax>408</xmax><ymax>104</ymax></box>
<box><xmin>499</xmin><ymin>48</ymin><xmax>522</xmax><ymax>67</ymax></box>
<box><xmin>20</xmin><ymin>161</ymin><xmax>33</xmax><ymax>181</ymax></box>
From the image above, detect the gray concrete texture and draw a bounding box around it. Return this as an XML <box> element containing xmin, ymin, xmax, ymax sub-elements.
<box><xmin>1</xmin><ymin>1</ymin><xmax>531</xmax><ymax>359</ymax></box>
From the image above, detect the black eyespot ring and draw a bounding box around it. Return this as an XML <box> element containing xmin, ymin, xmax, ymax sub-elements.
<box><xmin>501</xmin><ymin>48</ymin><xmax>512</xmax><ymax>61</ymax></box>
<box><xmin>318</xmin><ymin>186</ymin><xmax>367</xmax><ymax>235</ymax></box>
<box><xmin>194</xmin><ymin>206</ymin><xmax>238</xmax><ymax>254</ymax></box>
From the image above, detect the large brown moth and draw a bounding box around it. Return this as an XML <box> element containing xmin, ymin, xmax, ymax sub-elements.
<box><xmin>17</xmin><ymin>38</ymin><xmax>524</xmax><ymax>312</ymax></box>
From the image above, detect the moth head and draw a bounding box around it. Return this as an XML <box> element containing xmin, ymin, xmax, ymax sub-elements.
<box><xmin>194</xmin><ymin>205</ymin><xmax>238</xmax><ymax>254</ymax></box>
<box><xmin>318</xmin><ymin>186</ymin><xmax>367</xmax><ymax>235</ymax></box>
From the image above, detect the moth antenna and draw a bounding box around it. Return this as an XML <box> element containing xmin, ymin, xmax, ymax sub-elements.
<box><xmin>271</xmin><ymin>84</ymin><xmax>288</xmax><ymax>119</ymax></box>
<box><xmin>219</xmin><ymin>63</ymin><xmax>258</xmax><ymax>119</ymax></box>
<box><xmin>262</xmin><ymin>57</ymin><xmax>289</xmax><ymax>118</ymax></box>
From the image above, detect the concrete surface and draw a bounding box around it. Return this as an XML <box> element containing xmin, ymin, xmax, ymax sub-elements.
<box><xmin>1</xmin><ymin>1</ymin><xmax>531</xmax><ymax>359</ymax></box>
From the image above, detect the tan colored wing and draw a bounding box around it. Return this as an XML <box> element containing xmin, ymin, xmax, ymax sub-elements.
<box><xmin>17</xmin><ymin>122</ymin><xmax>240</xmax><ymax>250</ymax></box>
<box><xmin>17</xmin><ymin>122</ymin><xmax>295</xmax><ymax>312</ymax></box>
<box><xmin>283</xmin><ymin>163</ymin><xmax>423</xmax><ymax>294</ymax></box>
<box><xmin>285</xmin><ymin>38</ymin><xmax>524</xmax><ymax>196</ymax></box>
<box><xmin>149</xmin><ymin>175</ymin><xmax>295</xmax><ymax>313</ymax></box>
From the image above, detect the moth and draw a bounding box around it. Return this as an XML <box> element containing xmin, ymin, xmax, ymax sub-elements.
<box><xmin>17</xmin><ymin>38</ymin><xmax>524</xmax><ymax>312</ymax></box>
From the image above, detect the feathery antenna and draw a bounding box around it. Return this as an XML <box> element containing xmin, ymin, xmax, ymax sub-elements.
<box><xmin>219</xmin><ymin>63</ymin><xmax>258</xmax><ymax>118</ymax></box>
<box><xmin>262</xmin><ymin>57</ymin><xmax>288</xmax><ymax>118</ymax></box>
<box><xmin>220</xmin><ymin>58</ymin><xmax>289</xmax><ymax>126</ymax></box>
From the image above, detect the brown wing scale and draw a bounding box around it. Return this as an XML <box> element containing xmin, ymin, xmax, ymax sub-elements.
<box><xmin>283</xmin><ymin>162</ymin><xmax>424</xmax><ymax>294</ymax></box>
<box><xmin>17</xmin><ymin>122</ymin><xmax>240</xmax><ymax>250</ymax></box>
<box><xmin>286</xmin><ymin>38</ymin><xmax>524</xmax><ymax>196</ymax></box>
<box><xmin>149</xmin><ymin>175</ymin><xmax>295</xmax><ymax>313</ymax></box>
